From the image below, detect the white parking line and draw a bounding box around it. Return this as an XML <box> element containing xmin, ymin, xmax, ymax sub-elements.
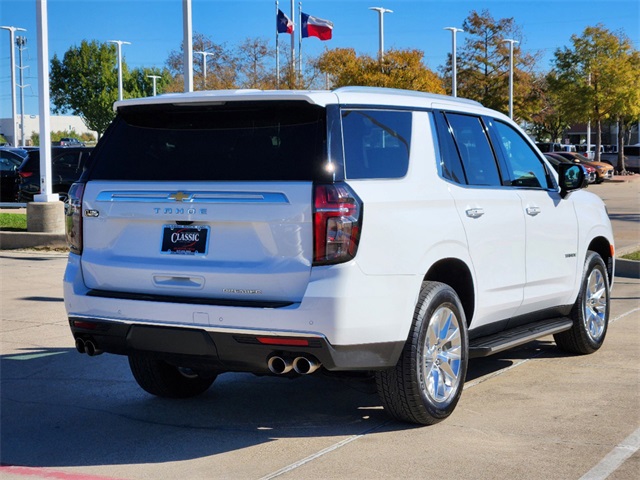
<box><xmin>259</xmin><ymin>306</ymin><xmax>640</xmax><ymax>479</ymax></box>
<box><xmin>579</xmin><ymin>427</ymin><xmax>640</xmax><ymax>480</ymax></box>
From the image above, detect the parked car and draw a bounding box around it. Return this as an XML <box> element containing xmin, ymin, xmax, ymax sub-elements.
<box><xmin>601</xmin><ymin>145</ymin><xmax>640</xmax><ymax>173</ymax></box>
<box><xmin>17</xmin><ymin>146</ymin><xmax>93</xmax><ymax>201</ymax></box>
<box><xmin>544</xmin><ymin>153</ymin><xmax>597</xmax><ymax>184</ymax></box>
<box><xmin>554</xmin><ymin>151</ymin><xmax>614</xmax><ymax>183</ymax></box>
<box><xmin>64</xmin><ymin>87</ymin><xmax>613</xmax><ymax>426</ymax></box>
<box><xmin>0</xmin><ymin>148</ymin><xmax>25</xmax><ymax>202</ymax></box>
<box><xmin>58</xmin><ymin>137</ymin><xmax>85</xmax><ymax>147</ymax></box>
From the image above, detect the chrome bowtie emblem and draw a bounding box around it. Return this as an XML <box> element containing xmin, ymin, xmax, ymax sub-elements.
<box><xmin>168</xmin><ymin>192</ymin><xmax>190</xmax><ymax>202</ymax></box>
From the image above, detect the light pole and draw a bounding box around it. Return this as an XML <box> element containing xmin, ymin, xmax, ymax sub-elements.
<box><xmin>147</xmin><ymin>75</ymin><xmax>161</xmax><ymax>96</ymax></box>
<box><xmin>108</xmin><ymin>40</ymin><xmax>131</xmax><ymax>101</ymax></box>
<box><xmin>503</xmin><ymin>38</ymin><xmax>518</xmax><ymax>119</ymax></box>
<box><xmin>16</xmin><ymin>35</ymin><xmax>28</xmax><ymax>146</ymax></box>
<box><xmin>1</xmin><ymin>25</ymin><xmax>27</xmax><ymax>147</ymax></box>
<box><xmin>194</xmin><ymin>51</ymin><xmax>214</xmax><ymax>90</ymax></box>
<box><xmin>183</xmin><ymin>0</ymin><xmax>193</xmax><ymax>92</ymax></box>
<box><xmin>369</xmin><ymin>7</ymin><xmax>393</xmax><ymax>63</ymax></box>
<box><xmin>443</xmin><ymin>27</ymin><xmax>463</xmax><ymax>97</ymax></box>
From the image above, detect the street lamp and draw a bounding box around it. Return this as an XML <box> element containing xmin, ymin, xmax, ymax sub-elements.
<box><xmin>369</xmin><ymin>7</ymin><xmax>393</xmax><ymax>63</ymax></box>
<box><xmin>147</xmin><ymin>75</ymin><xmax>161</xmax><ymax>96</ymax></box>
<box><xmin>443</xmin><ymin>27</ymin><xmax>463</xmax><ymax>97</ymax></box>
<box><xmin>194</xmin><ymin>51</ymin><xmax>214</xmax><ymax>90</ymax></box>
<box><xmin>16</xmin><ymin>35</ymin><xmax>28</xmax><ymax>146</ymax></box>
<box><xmin>108</xmin><ymin>39</ymin><xmax>131</xmax><ymax>101</ymax></box>
<box><xmin>503</xmin><ymin>38</ymin><xmax>518</xmax><ymax>119</ymax></box>
<box><xmin>1</xmin><ymin>25</ymin><xmax>27</xmax><ymax>147</ymax></box>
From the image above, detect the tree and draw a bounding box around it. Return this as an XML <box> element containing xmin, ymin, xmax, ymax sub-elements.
<box><xmin>126</xmin><ymin>67</ymin><xmax>173</xmax><ymax>98</ymax></box>
<box><xmin>316</xmin><ymin>48</ymin><xmax>444</xmax><ymax>93</ymax></box>
<box><xmin>165</xmin><ymin>33</ymin><xmax>238</xmax><ymax>91</ymax></box>
<box><xmin>50</xmin><ymin>40</ymin><xmax>122</xmax><ymax>138</ymax></box>
<box><xmin>237</xmin><ymin>38</ymin><xmax>275</xmax><ymax>89</ymax></box>
<box><xmin>550</xmin><ymin>25</ymin><xmax>640</xmax><ymax>163</ymax></box>
<box><xmin>527</xmin><ymin>72</ymin><xmax>571</xmax><ymax>142</ymax></box>
<box><xmin>452</xmin><ymin>10</ymin><xmax>541</xmax><ymax>122</ymax></box>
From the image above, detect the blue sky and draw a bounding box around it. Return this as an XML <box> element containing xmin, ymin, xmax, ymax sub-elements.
<box><xmin>1</xmin><ymin>0</ymin><xmax>639</xmax><ymax>119</ymax></box>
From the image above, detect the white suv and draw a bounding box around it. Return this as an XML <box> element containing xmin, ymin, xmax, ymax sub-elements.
<box><xmin>64</xmin><ymin>87</ymin><xmax>614</xmax><ymax>425</ymax></box>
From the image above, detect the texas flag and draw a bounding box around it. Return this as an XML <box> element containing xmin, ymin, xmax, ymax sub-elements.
<box><xmin>301</xmin><ymin>12</ymin><xmax>333</xmax><ymax>40</ymax></box>
<box><xmin>277</xmin><ymin>9</ymin><xmax>294</xmax><ymax>34</ymax></box>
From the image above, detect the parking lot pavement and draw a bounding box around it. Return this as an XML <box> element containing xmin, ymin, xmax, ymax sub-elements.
<box><xmin>0</xmin><ymin>250</ymin><xmax>639</xmax><ymax>480</ymax></box>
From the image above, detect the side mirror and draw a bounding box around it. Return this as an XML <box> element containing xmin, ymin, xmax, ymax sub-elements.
<box><xmin>559</xmin><ymin>163</ymin><xmax>588</xmax><ymax>198</ymax></box>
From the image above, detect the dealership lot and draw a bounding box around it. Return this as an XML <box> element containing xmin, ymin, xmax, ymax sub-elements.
<box><xmin>1</xmin><ymin>179</ymin><xmax>638</xmax><ymax>480</ymax></box>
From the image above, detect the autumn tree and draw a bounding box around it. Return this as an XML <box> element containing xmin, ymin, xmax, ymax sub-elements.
<box><xmin>316</xmin><ymin>48</ymin><xmax>444</xmax><ymax>93</ymax></box>
<box><xmin>550</xmin><ymin>25</ymin><xmax>640</xmax><ymax>164</ymax></box>
<box><xmin>50</xmin><ymin>40</ymin><xmax>121</xmax><ymax>137</ymax></box>
<box><xmin>527</xmin><ymin>72</ymin><xmax>571</xmax><ymax>142</ymax></box>
<box><xmin>452</xmin><ymin>10</ymin><xmax>541</xmax><ymax>122</ymax></box>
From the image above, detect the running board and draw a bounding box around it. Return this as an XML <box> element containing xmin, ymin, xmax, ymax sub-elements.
<box><xmin>469</xmin><ymin>318</ymin><xmax>573</xmax><ymax>358</ymax></box>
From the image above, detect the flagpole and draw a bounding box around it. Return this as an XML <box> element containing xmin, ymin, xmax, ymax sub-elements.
<box><xmin>290</xmin><ymin>0</ymin><xmax>295</xmax><ymax>84</ymax></box>
<box><xmin>275</xmin><ymin>1</ymin><xmax>280</xmax><ymax>89</ymax></box>
<box><xmin>298</xmin><ymin>2</ymin><xmax>302</xmax><ymax>80</ymax></box>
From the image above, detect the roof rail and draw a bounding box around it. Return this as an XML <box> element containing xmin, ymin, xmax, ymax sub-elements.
<box><xmin>332</xmin><ymin>86</ymin><xmax>483</xmax><ymax>107</ymax></box>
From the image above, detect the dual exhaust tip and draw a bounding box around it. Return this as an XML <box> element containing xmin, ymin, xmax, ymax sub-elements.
<box><xmin>75</xmin><ymin>337</ymin><xmax>103</xmax><ymax>357</ymax></box>
<box><xmin>268</xmin><ymin>355</ymin><xmax>321</xmax><ymax>375</ymax></box>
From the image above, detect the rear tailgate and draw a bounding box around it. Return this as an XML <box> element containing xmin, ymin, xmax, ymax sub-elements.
<box><xmin>80</xmin><ymin>181</ymin><xmax>313</xmax><ymax>303</ymax></box>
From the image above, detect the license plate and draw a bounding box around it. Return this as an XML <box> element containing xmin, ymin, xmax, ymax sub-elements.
<box><xmin>161</xmin><ymin>225</ymin><xmax>209</xmax><ymax>255</ymax></box>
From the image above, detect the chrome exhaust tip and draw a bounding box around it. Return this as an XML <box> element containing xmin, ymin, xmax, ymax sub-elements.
<box><xmin>75</xmin><ymin>337</ymin><xmax>86</xmax><ymax>354</ymax></box>
<box><xmin>293</xmin><ymin>356</ymin><xmax>321</xmax><ymax>375</ymax></box>
<box><xmin>267</xmin><ymin>355</ymin><xmax>293</xmax><ymax>374</ymax></box>
<box><xmin>84</xmin><ymin>339</ymin><xmax>103</xmax><ymax>357</ymax></box>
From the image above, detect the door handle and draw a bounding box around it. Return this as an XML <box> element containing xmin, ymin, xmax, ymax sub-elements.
<box><xmin>465</xmin><ymin>208</ymin><xmax>484</xmax><ymax>218</ymax></box>
<box><xmin>526</xmin><ymin>206</ymin><xmax>541</xmax><ymax>216</ymax></box>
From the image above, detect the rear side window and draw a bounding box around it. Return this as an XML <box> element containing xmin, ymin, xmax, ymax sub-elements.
<box><xmin>342</xmin><ymin>109</ymin><xmax>411</xmax><ymax>179</ymax></box>
<box><xmin>445</xmin><ymin>113</ymin><xmax>501</xmax><ymax>187</ymax></box>
<box><xmin>87</xmin><ymin>101</ymin><xmax>330</xmax><ymax>182</ymax></box>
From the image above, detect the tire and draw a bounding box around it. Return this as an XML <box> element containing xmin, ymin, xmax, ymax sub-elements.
<box><xmin>128</xmin><ymin>352</ymin><xmax>216</xmax><ymax>398</ymax></box>
<box><xmin>375</xmin><ymin>281</ymin><xmax>469</xmax><ymax>425</ymax></box>
<box><xmin>554</xmin><ymin>251</ymin><xmax>610</xmax><ymax>354</ymax></box>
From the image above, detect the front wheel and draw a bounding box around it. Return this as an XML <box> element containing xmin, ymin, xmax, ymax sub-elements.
<box><xmin>554</xmin><ymin>251</ymin><xmax>610</xmax><ymax>354</ymax></box>
<box><xmin>128</xmin><ymin>352</ymin><xmax>216</xmax><ymax>398</ymax></box>
<box><xmin>376</xmin><ymin>281</ymin><xmax>468</xmax><ymax>425</ymax></box>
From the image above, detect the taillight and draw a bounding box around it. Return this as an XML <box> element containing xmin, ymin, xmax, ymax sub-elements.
<box><xmin>18</xmin><ymin>171</ymin><xmax>33</xmax><ymax>178</ymax></box>
<box><xmin>313</xmin><ymin>183</ymin><xmax>362</xmax><ymax>265</ymax></box>
<box><xmin>65</xmin><ymin>182</ymin><xmax>85</xmax><ymax>255</ymax></box>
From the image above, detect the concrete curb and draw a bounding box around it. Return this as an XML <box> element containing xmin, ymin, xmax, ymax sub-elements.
<box><xmin>0</xmin><ymin>231</ymin><xmax>67</xmax><ymax>250</ymax></box>
<box><xmin>615</xmin><ymin>258</ymin><xmax>640</xmax><ymax>279</ymax></box>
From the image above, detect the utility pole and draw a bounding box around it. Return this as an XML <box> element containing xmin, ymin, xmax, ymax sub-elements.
<box><xmin>369</xmin><ymin>7</ymin><xmax>393</xmax><ymax>64</ymax></box>
<box><xmin>1</xmin><ymin>25</ymin><xmax>27</xmax><ymax>147</ymax></box>
<box><xmin>503</xmin><ymin>39</ymin><xmax>518</xmax><ymax>119</ymax></box>
<box><xmin>443</xmin><ymin>27</ymin><xmax>463</xmax><ymax>97</ymax></box>
<box><xmin>108</xmin><ymin>40</ymin><xmax>131</xmax><ymax>101</ymax></box>
<box><xmin>16</xmin><ymin>35</ymin><xmax>29</xmax><ymax>146</ymax></box>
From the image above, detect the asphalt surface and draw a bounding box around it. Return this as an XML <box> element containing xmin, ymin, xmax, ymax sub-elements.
<box><xmin>0</xmin><ymin>176</ymin><xmax>638</xmax><ymax>480</ymax></box>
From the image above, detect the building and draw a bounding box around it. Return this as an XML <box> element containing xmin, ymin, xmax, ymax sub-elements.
<box><xmin>0</xmin><ymin>115</ymin><xmax>97</xmax><ymax>146</ymax></box>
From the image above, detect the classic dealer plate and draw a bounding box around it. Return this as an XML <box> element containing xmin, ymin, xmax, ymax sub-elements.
<box><xmin>161</xmin><ymin>225</ymin><xmax>209</xmax><ymax>255</ymax></box>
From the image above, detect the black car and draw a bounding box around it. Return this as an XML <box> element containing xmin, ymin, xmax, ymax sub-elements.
<box><xmin>17</xmin><ymin>146</ymin><xmax>93</xmax><ymax>202</ymax></box>
<box><xmin>0</xmin><ymin>148</ymin><xmax>28</xmax><ymax>202</ymax></box>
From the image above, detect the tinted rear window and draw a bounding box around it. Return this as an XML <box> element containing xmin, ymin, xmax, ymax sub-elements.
<box><xmin>88</xmin><ymin>101</ymin><xmax>329</xmax><ymax>182</ymax></box>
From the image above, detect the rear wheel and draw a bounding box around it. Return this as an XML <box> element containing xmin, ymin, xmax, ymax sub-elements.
<box><xmin>376</xmin><ymin>281</ymin><xmax>468</xmax><ymax>425</ymax></box>
<box><xmin>554</xmin><ymin>251</ymin><xmax>610</xmax><ymax>354</ymax></box>
<box><xmin>128</xmin><ymin>352</ymin><xmax>216</xmax><ymax>398</ymax></box>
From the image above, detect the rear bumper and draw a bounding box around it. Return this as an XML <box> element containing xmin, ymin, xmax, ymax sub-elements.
<box><xmin>69</xmin><ymin>316</ymin><xmax>405</xmax><ymax>372</ymax></box>
<box><xmin>64</xmin><ymin>253</ymin><xmax>418</xmax><ymax>371</ymax></box>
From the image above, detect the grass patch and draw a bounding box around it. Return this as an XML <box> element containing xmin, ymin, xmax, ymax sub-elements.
<box><xmin>621</xmin><ymin>251</ymin><xmax>640</xmax><ymax>261</ymax></box>
<box><xmin>0</xmin><ymin>213</ymin><xmax>27</xmax><ymax>231</ymax></box>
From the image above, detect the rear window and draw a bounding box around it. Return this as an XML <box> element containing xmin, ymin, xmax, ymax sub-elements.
<box><xmin>87</xmin><ymin>101</ymin><xmax>330</xmax><ymax>182</ymax></box>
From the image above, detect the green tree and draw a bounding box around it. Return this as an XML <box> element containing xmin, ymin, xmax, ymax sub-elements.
<box><xmin>550</xmin><ymin>25</ymin><xmax>640</xmax><ymax>163</ymax></box>
<box><xmin>316</xmin><ymin>48</ymin><xmax>444</xmax><ymax>93</ymax></box>
<box><xmin>50</xmin><ymin>40</ymin><xmax>122</xmax><ymax>138</ymax></box>
<box><xmin>527</xmin><ymin>72</ymin><xmax>571</xmax><ymax>142</ymax></box>
<box><xmin>453</xmin><ymin>10</ymin><xmax>541</xmax><ymax>122</ymax></box>
<box><xmin>126</xmin><ymin>67</ymin><xmax>173</xmax><ymax>98</ymax></box>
